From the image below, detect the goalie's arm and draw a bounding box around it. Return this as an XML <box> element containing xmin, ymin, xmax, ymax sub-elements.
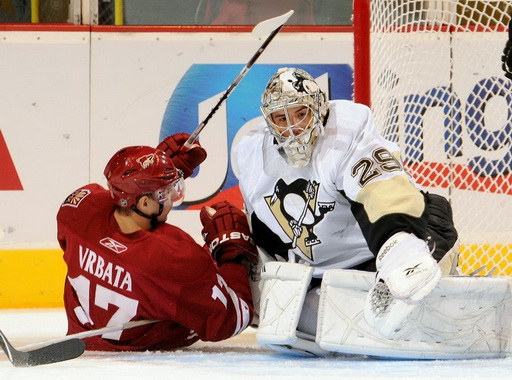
<box><xmin>340</xmin><ymin>175</ymin><xmax>429</xmax><ymax>257</ymax></box>
<box><xmin>338</xmin><ymin>107</ymin><xmax>430</xmax><ymax>256</ymax></box>
<box><xmin>341</xmin><ymin>175</ymin><xmax>439</xmax><ymax>303</ymax></box>
<box><xmin>338</xmin><ymin>132</ymin><xmax>442</xmax><ymax>337</ymax></box>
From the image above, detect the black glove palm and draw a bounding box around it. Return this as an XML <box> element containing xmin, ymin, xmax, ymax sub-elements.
<box><xmin>503</xmin><ymin>19</ymin><xmax>512</xmax><ymax>80</ymax></box>
<box><xmin>502</xmin><ymin>39</ymin><xmax>512</xmax><ymax>80</ymax></box>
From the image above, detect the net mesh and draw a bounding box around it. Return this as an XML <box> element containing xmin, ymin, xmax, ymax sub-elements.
<box><xmin>366</xmin><ymin>0</ymin><xmax>512</xmax><ymax>275</ymax></box>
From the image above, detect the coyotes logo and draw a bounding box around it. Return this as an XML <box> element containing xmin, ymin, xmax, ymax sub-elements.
<box><xmin>136</xmin><ymin>154</ymin><xmax>155</xmax><ymax>169</ymax></box>
<box><xmin>264</xmin><ymin>178</ymin><xmax>334</xmax><ymax>261</ymax></box>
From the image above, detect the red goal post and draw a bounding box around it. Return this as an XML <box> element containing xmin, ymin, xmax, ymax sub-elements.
<box><xmin>353</xmin><ymin>0</ymin><xmax>512</xmax><ymax>276</ymax></box>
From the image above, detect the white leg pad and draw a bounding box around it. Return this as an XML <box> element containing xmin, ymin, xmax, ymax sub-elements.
<box><xmin>248</xmin><ymin>248</ymin><xmax>275</xmax><ymax>326</ymax></box>
<box><xmin>317</xmin><ymin>269</ymin><xmax>512</xmax><ymax>359</ymax></box>
<box><xmin>256</xmin><ymin>262</ymin><xmax>328</xmax><ymax>356</ymax></box>
<box><xmin>256</xmin><ymin>262</ymin><xmax>313</xmax><ymax>344</ymax></box>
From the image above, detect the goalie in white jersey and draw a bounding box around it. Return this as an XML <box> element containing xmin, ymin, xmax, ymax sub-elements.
<box><xmin>234</xmin><ymin>67</ymin><xmax>460</xmax><ymax>354</ymax></box>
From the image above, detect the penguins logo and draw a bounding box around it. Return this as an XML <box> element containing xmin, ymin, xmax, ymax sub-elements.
<box><xmin>264</xmin><ymin>178</ymin><xmax>334</xmax><ymax>261</ymax></box>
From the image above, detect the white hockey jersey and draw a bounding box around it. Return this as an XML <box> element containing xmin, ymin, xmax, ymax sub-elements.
<box><xmin>235</xmin><ymin>100</ymin><xmax>427</xmax><ymax>276</ymax></box>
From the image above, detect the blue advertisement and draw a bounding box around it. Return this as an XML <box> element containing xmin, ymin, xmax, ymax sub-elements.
<box><xmin>160</xmin><ymin>64</ymin><xmax>353</xmax><ymax>208</ymax></box>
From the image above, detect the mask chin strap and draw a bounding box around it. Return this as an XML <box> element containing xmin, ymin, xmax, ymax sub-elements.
<box><xmin>131</xmin><ymin>203</ymin><xmax>164</xmax><ymax>228</ymax></box>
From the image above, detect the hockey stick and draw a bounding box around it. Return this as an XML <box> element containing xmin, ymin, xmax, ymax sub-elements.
<box><xmin>18</xmin><ymin>319</ymin><xmax>158</xmax><ymax>351</ymax></box>
<box><xmin>291</xmin><ymin>181</ymin><xmax>314</xmax><ymax>248</ymax></box>
<box><xmin>181</xmin><ymin>9</ymin><xmax>295</xmax><ymax>150</ymax></box>
<box><xmin>0</xmin><ymin>329</ymin><xmax>85</xmax><ymax>367</ymax></box>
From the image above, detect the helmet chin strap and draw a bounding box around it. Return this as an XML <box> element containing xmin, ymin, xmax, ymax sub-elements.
<box><xmin>131</xmin><ymin>203</ymin><xmax>164</xmax><ymax>228</ymax></box>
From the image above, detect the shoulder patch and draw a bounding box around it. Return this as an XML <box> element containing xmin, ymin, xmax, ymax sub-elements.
<box><xmin>62</xmin><ymin>188</ymin><xmax>91</xmax><ymax>208</ymax></box>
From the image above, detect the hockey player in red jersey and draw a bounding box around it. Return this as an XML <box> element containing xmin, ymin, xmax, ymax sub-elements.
<box><xmin>58</xmin><ymin>133</ymin><xmax>257</xmax><ymax>351</ymax></box>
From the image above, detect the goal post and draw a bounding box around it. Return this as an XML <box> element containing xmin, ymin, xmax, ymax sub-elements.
<box><xmin>353</xmin><ymin>0</ymin><xmax>512</xmax><ymax>276</ymax></box>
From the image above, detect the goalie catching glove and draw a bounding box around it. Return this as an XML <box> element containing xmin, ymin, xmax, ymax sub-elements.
<box><xmin>157</xmin><ymin>132</ymin><xmax>207</xmax><ymax>179</ymax></box>
<box><xmin>364</xmin><ymin>232</ymin><xmax>441</xmax><ymax>338</ymax></box>
<box><xmin>503</xmin><ymin>19</ymin><xmax>512</xmax><ymax>80</ymax></box>
<box><xmin>200</xmin><ymin>201</ymin><xmax>258</xmax><ymax>266</ymax></box>
<box><xmin>502</xmin><ymin>40</ymin><xmax>512</xmax><ymax>80</ymax></box>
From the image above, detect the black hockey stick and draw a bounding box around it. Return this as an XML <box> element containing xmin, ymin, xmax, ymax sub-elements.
<box><xmin>181</xmin><ymin>9</ymin><xmax>295</xmax><ymax>150</ymax></box>
<box><xmin>0</xmin><ymin>319</ymin><xmax>157</xmax><ymax>367</ymax></box>
<box><xmin>0</xmin><ymin>329</ymin><xmax>85</xmax><ymax>367</ymax></box>
<box><xmin>18</xmin><ymin>319</ymin><xmax>157</xmax><ymax>351</ymax></box>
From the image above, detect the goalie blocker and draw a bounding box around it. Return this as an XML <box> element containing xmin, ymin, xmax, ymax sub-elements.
<box><xmin>256</xmin><ymin>261</ymin><xmax>512</xmax><ymax>359</ymax></box>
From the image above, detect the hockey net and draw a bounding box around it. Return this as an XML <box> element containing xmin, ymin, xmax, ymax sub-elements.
<box><xmin>353</xmin><ymin>0</ymin><xmax>512</xmax><ymax>276</ymax></box>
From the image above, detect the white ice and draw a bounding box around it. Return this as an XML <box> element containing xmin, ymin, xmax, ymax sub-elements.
<box><xmin>0</xmin><ymin>309</ymin><xmax>511</xmax><ymax>379</ymax></box>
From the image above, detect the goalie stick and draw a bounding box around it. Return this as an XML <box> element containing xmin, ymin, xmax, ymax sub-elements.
<box><xmin>0</xmin><ymin>329</ymin><xmax>85</xmax><ymax>367</ymax></box>
<box><xmin>181</xmin><ymin>9</ymin><xmax>295</xmax><ymax>150</ymax></box>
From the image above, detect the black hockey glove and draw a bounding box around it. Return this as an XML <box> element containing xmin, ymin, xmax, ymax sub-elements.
<box><xmin>502</xmin><ymin>39</ymin><xmax>512</xmax><ymax>80</ymax></box>
<box><xmin>503</xmin><ymin>18</ymin><xmax>512</xmax><ymax>80</ymax></box>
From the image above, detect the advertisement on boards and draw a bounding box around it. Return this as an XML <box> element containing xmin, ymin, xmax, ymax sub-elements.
<box><xmin>159</xmin><ymin>63</ymin><xmax>353</xmax><ymax>210</ymax></box>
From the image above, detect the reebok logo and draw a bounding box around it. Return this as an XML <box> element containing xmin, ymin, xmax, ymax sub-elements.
<box><xmin>377</xmin><ymin>238</ymin><xmax>398</xmax><ymax>262</ymax></box>
<box><xmin>100</xmin><ymin>237</ymin><xmax>128</xmax><ymax>254</ymax></box>
<box><xmin>403</xmin><ymin>263</ymin><xmax>427</xmax><ymax>277</ymax></box>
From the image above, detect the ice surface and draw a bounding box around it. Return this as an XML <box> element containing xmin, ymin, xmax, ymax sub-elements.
<box><xmin>0</xmin><ymin>309</ymin><xmax>511</xmax><ymax>379</ymax></box>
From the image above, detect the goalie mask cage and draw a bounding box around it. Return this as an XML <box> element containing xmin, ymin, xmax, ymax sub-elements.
<box><xmin>353</xmin><ymin>0</ymin><xmax>512</xmax><ymax>276</ymax></box>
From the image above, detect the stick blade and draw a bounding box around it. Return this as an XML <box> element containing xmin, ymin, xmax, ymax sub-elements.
<box><xmin>252</xmin><ymin>10</ymin><xmax>295</xmax><ymax>38</ymax></box>
<box><xmin>22</xmin><ymin>339</ymin><xmax>86</xmax><ymax>367</ymax></box>
<box><xmin>0</xmin><ymin>330</ymin><xmax>85</xmax><ymax>367</ymax></box>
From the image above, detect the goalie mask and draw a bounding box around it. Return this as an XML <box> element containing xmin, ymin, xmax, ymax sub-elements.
<box><xmin>104</xmin><ymin>146</ymin><xmax>185</xmax><ymax>211</ymax></box>
<box><xmin>261</xmin><ymin>68</ymin><xmax>328</xmax><ymax>167</ymax></box>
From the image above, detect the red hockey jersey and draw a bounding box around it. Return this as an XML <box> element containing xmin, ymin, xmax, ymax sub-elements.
<box><xmin>57</xmin><ymin>184</ymin><xmax>253</xmax><ymax>351</ymax></box>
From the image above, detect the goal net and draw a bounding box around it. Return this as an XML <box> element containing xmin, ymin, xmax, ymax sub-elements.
<box><xmin>353</xmin><ymin>0</ymin><xmax>512</xmax><ymax>276</ymax></box>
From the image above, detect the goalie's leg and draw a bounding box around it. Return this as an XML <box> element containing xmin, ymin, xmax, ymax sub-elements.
<box><xmin>255</xmin><ymin>261</ymin><xmax>328</xmax><ymax>357</ymax></box>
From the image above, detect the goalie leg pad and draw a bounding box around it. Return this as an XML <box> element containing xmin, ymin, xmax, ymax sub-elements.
<box><xmin>264</xmin><ymin>333</ymin><xmax>330</xmax><ymax>357</ymax></box>
<box><xmin>256</xmin><ymin>262</ymin><xmax>313</xmax><ymax>344</ymax></box>
<box><xmin>248</xmin><ymin>248</ymin><xmax>275</xmax><ymax>326</ymax></box>
<box><xmin>317</xmin><ymin>269</ymin><xmax>512</xmax><ymax>359</ymax></box>
<box><xmin>256</xmin><ymin>262</ymin><xmax>329</xmax><ymax>356</ymax></box>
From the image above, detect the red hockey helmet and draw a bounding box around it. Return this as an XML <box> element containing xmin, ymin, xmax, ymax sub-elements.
<box><xmin>103</xmin><ymin>146</ymin><xmax>184</xmax><ymax>208</ymax></box>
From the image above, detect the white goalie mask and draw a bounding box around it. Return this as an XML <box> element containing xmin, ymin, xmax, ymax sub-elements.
<box><xmin>261</xmin><ymin>68</ymin><xmax>328</xmax><ymax>167</ymax></box>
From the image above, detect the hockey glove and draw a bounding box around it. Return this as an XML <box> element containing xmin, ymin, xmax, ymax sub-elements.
<box><xmin>200</xmin><ymin>201</ymin><xmax>258</xmax><ymax>265</ymax></box>
<box><xmin>502</xmin><ymin>39</ymin><xmax>512</xmax><ymax>80</ymax></box>
<box><xmin>503</xmin><ymin>19</ymin><xmax>512</xmax><ymax>81</ymax></box>
<box><xmin>364</xmin><ymin>232</ymin><xmax>441</xmax><ymax>338</ymax></box>
<box><xmin>157</xmin><ymin>132</ymin><xmax>207</xmax><ymax>179</ymax></box>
